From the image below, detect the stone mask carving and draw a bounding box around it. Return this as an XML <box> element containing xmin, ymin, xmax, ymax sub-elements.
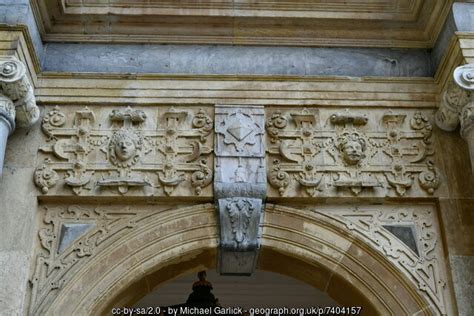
<box><xmin>109</xmin><ymin>129</ymin><xmax>141</xmax><ymax>167</ymax></box>
<box><xmin>338</xmin><ymin>132</ymin><xmax>366</xmax><ymax>165</ymax></box>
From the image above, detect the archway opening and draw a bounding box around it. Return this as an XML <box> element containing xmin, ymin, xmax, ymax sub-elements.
<box><xmin>104</xmin><ymin>246</ymin><xmax>377</xmax><ymax>315</ymax></box>
<box><xmin>42</xmin><ymin>204</ymin><xmax>432</xmax><ymax>316</ymax></box>
<box><xmin>134</xmin><ymin>269</ymin><xmax>338</xmax><ymax>309</ymax></box>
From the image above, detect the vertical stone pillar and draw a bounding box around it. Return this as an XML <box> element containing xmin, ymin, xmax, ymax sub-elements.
<box><xmin>214</xmin><ymin>105</ymin><xmax>266</xmax><ymax>275</ymax></box>
<box><xmin>0</xmin><ymin>56</ymin><xmax>39</xmax><ymax>315</ymax></box>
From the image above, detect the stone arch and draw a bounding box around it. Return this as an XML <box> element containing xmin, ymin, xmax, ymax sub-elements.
<box><xmin>41</xmin><ymin>203</ymin><xmax>434</xmax><ymax>315</ymax></box>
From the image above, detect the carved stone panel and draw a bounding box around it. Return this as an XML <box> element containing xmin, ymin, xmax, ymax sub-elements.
<box><xmin>28</xmin><ymin>203</ymin><xmax>214</xmax><ymax>315</ymax></box>
<box><xmin>34</xmin><ymin>106</ymin><xmax>214</xmax><ymax>196</ymax></box>
<box><xmin>304</xmin><ymin>204</ymin><xmax>451</xmax><ymax>315</ymax></box>
<box><xmin>215</xmin><ymin>106</ymin><xmax>264</xmax><ymax>157</ymax></box>
<box><xmin>266</xmin><ymin>108</ymin><xmax>440</xmax><ymax>197</ymax></box>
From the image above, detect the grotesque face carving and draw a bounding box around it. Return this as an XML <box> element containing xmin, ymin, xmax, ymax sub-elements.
<box><xmin>338</xmin><ymin>132</ymin><xmax>366</xmax><ymax>165</ymax></box>
<box><xmin>109</xmin><ymin>130</ymin><xmax>141</xmax><ymax>167</ymax></box>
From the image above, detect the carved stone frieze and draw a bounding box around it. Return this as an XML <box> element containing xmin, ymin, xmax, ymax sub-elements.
<box><xmin>214</xmin><ymin>105</ymin><xmax>266</xmax><ymax>275</ymax></box>
<box><xmin>266</xmin><ymin>108</ymin><xmax>439</xmax><ymax>197</ymax></box>
<box><xmin>35</xmin><ymin>106</ymin><xmax>213</xmax><ymax>196</ymax></box>
<box><xmin>311</xmin><ymin>204</ymin><xmax>449</xmax><ymax>315</ymax></box>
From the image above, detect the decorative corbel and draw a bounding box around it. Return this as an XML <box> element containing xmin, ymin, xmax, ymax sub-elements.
<box><xmin>214</xmin><ymin>105</ymin><xmax>266</xmax><ymax>275</ymax></box>
<box><xmin>0</xmin><ymin>56</ymin><xmax>39</xmax><ymax>176</ymax></box>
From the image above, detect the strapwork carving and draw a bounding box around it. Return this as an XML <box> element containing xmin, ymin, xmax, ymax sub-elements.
<box><xmin>35</xmin><ymin>106</ymin><xmax>213</xmax><ymax>196</ymax></box>
<box><xmin>266</xmin><ymin>109</ymin><xmax>440</xmax><ymax>197</ymax></box>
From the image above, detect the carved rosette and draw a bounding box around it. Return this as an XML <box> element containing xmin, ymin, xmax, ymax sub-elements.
<box><xmin>266</xmin><ymin>109</ymin><xmax>440</xmax><ymax>197</ymax></box>
<box><xmin>35</xmin><ymin>106</ymin><xmax>213</xmax><ymax>196</ymax></box>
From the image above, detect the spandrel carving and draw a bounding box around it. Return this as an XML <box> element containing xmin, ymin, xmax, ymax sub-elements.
<box><xmin>29</xmin><ymin>203</ymin><xmax>186</xmax><ymax>315</ymax></box>
<box><xmin>266</xmin><ymin>108</ymin><xmax>440</xmax><ymax>197</ymax></box>
<box><xmin>311</xmin><ymin>204</ymin><xmax>448</xmax><ymax>315</ymax></box>
<box><xmin>35</xmin><ymin>106</ymin><xmax>214</xmax><ymax>196</ymax></box>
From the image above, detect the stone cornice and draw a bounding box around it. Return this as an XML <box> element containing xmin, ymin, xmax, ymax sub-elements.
<box><xmin>32</xmin><ymin>0</ymin><xmax>452</xmax><ymax>49</ymax></box>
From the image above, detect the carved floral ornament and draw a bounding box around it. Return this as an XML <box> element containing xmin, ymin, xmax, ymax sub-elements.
<box><xmin>35</xmin><ymin>106</ymin><xmax>213</xmax><ymax>196</ymax></box>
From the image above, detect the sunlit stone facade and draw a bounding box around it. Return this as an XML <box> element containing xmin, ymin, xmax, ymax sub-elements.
<box><xmin>0</xmin><ymin>1</ymin><xmax>473</xmax><ymax>315</ymax></box>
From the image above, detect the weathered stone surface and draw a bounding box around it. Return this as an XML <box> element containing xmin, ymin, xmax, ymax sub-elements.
<box><xmin>0</xmin><ymin>167</ymin><xmax>38</xmax><ymax>315</ymax></box>
<box><xmin>42</xmin><ymin>43</ymin><xmax>434</xmax><ymax>77</ymax></box>
<box><xmin>450</xmin><ymin>255</ymin><xmax>474</xmax><ymax>316</ymax></box>
<box><xmin>57</xmin><ymin>223</ymin><xmax>95</xmax><ymax>254</ymax></box>
<box><xmin>0</xmin><ymin>250</ymin><xmax>29</xmax><ymax>316</ymax></box>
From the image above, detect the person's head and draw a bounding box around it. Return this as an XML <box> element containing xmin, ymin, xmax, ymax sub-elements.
<box><xmin>198</xmin><ymin>271</ymin><xmax>207</xmax><ymax>281</ymax></box>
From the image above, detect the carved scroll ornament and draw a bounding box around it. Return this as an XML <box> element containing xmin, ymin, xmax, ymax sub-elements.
<box><xmin>266</xmin><ymin>109</ymin><xmax>439</xmax><ymax>197</ymax></box>
<box><xmin>34</xmin><ymin>106</ymin><xmax>213</xmax><ymax>196</ymax></box>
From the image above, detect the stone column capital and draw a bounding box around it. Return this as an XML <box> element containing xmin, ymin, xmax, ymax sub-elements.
<box><xmin>436</xmin><ymin>63</ymin><xmax>474</xmax><ymax>134</ymax></box>
<box><xmin>436</xmin><ymin>63</ymin><xmax>474</xmax><ymax>173</ymax></box>
<box><xmin>0</xmin><ymin>56</ymin><xmax>39</xmax><ymax>128</ymax></box>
